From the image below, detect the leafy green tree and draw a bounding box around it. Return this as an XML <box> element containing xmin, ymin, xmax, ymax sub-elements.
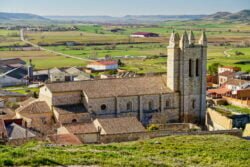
<box><xmin>208</xmin><ymin>63</ymin><xmax>222</xmax><ymax>75</ymax></box>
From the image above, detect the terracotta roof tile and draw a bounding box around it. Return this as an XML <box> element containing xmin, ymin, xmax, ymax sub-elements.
<box><xmin>0</xmin><ymin>108</ymin><xmax>15</xmax><ymax>120</ymax></box>
<box><xmin>46</xmin><ymin>76</ymin><xmax>171</xmax><ymax>98</ymax></box>
<box><xmin>64</xmin><ymin>123</ymin><xmax>98</xmax><ymax>134</ymax></box>
<box><xmin>225</xmin><ymin>79</ymin><xmax>249</xmax><ymax>86</ymax></box>
<box><xmin>48</xmin><ymin>134</ymin><xmax>82</xmax><ymax>145</ymax></box>
<box><xmin>208</xmin><ymin>88</ymin><xmax>231</xmax><ymax>95</ymax></box>
<box><xmin>219</xmin><ymin>71</ymin><xmax>234</xmax><ymax>77</ymax></box>
<box><xmin>16</xmin><ymin>101</ymin><xmax>51</xmax><ymax>114</ymax></box>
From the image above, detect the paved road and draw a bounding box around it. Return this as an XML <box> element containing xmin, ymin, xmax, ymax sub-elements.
<box><xmin>20</xmin><ymin>29</ymin><xmax>94</xmax><ymax>62</ymax></box>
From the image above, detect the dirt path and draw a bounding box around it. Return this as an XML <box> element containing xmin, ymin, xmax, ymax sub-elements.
<box><xmin>20</xmin><ymin>29</ymin><xmax>94</xmax><ymax>62</ymax></box>
<box><xmin>224</xmin><ymin>48</ymin><xmax>233</xmax><ymax>57</ymax></box>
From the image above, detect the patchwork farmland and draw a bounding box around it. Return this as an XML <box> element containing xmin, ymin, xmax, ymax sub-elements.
<box><xmin>0</xmin><ymin>20</ymin><xmax>250</xmax><ymax>73</ymax></box>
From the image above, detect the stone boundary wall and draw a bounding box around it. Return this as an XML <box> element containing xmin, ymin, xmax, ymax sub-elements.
<box><xmin>206</xmin><ymin>108</ymin><xmax>233</xmax><ymax>130</ymax></box>
<box><xmin>99</xmin><ymin>129</ymin><xmax>242</xmax><ymax>143</ymax></box>
<box><xmin>223</xmin><ymin>96</ymin><xmax>250</xmax><ymax>108</ymax></box>
<box><xmin>2</xmin><ymin>130</ymin><xmax>242</xmax><ymax>145</ymax></box>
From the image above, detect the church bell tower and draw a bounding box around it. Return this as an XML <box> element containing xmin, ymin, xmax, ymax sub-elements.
<box><xmin>167</xmin><ymin>31</ymin><xmax>207</xmax><ymax>124</ymax></box>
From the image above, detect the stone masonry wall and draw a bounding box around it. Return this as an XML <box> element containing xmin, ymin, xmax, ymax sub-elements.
<box><xmin>206</xmin><ymin>108</ymin><xmax>233</xmax><ymax>130</ymax></box>
<box><xmin>52</xmin><ymin>91</ymin><xmax>82</xmax><ymax>106</ymax></box>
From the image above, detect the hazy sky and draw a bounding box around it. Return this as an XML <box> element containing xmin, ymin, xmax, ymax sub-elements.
<box><xmin>1</xmin><ymin>0</ymin><xmax>249</xmax><ymax>16</ymax></box>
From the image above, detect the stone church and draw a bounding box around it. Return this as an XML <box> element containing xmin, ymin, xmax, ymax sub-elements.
<box><xmin>39</xmin><ymin>31</ymin><xmax>207</xmax><ymax>125</ymax></box>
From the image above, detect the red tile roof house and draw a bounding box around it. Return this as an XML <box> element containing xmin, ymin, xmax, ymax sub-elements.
<box><xmin>224</xmin><ymin>79</ymin><xmax>250</xmax><ymax>96</ymax></box>
<box><xmin>208</xmin><ymin>79</ymin><xmax>250</xmax><ymax>99</ymax></box>
<box><xmin>130</xmin><ymin>32</ymin><xmax>159</xmax><ymax>38</ymax></box>
<box><xmin>87</xmin><ymin>60</ymin><xmax>118</xmax><ymax>71</ymax></box>
<box><xmin>218</xmin><ymin>71</ymin><xmax>235</xmax><ymax>86</ymax></box>
<box><xmin>218</xmin><ymin>66</ymin><xmax>241</xmax><ymax>74</ymax></box>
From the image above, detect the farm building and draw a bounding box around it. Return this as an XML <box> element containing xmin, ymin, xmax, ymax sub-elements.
<box><xmin>110</xmin><ymin>28</ymin><xmax>125</xmax><ymax>33</ymax></box>
<box><xmin>33</xmin><ymin>67</ymin><xmax>91</xmax><ymax>82</ymax></box>
<box><xmin>130</xmin><ymin>32</ymin><xmax>159</xmax><ymax>38</ymax></box>
<box><xmin>0</xmin><ymin>58</ymin><xmax>28</xmax><ymax>87</ymax></box>
<box><xmin>87</xmin><ymin>60</ymin><xmax>118</xmax><ymax>71</ymax></box>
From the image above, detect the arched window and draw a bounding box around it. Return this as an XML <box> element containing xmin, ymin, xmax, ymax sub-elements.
<box><xmin>189</xmin><ymin>59</ymin><xmax>193</xmax><ymax>77</ymax></box>
<box><xmin>127</xmin><ymin>102</ymin><xmax>132</xmax><ymax>111</ymax></box>
<box><xmin>149</xmin><ymin>101</ymin><xmax>154</xmax><ymax>110</ymax></box>
<box><xmin>101</xmin><ymin>104</ymin><xmax>107</xmax><ymax>111</ymax></box>
<box><xmin>196</xmin><ymin>59</ymin><xmax>199</xmax><ymax>76</ymax></box>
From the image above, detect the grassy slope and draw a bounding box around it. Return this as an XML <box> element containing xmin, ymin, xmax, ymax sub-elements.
<box><xmin>3</xmin><ymin>86</ymin><xmax>39</xmax><ymax>95</ymax></box>
<box><xmin>208</xmin><ymin>46</ymin><xmax>250</xmax><ymax>72</ymax></box>
<box><xmin>222</xmin><ymin>105</ymin><xmax>250</xmax><ymax>115</ymax></box>
<box><xmin>0</xmin><ymin>135</ymin><xmax>249</xmax><ymax>167</ymax></box>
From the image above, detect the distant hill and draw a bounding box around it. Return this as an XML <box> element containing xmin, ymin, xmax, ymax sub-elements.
<box><xmin>0</xmin><ymin>9</ymin><xmax>249</xmax><ymax>24</ymax></box>
<box><xmin>47</xmin><ymin>10</ymin><xmax>250</xmax><ymax>24</ymax></box>
<box><xmin>0</xmin><ymin>12</ymin><xmax>50</xmax><ymax>22</ymax></box>
<box><xmin>205</xmin><ymin>10</ymin><xmax>250</xmax><ymax>21</ymax></box>
<box><xmin>46</xmin><ymin>15</ymin><xmax>206</xmax><ymax>24</ymax></box>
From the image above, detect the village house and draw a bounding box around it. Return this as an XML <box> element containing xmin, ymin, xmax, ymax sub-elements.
<box><xmin>208</xmin><ymin>79</ymin><xmax>250</xmax><ymax>98</ymax></box>
<box><xmin>218</xmin><ymin>66</ymin><xmax>241</xmax><ymax>74</ymax></box>
<box><xmin>49</xmin><ymin>68</ymin><xmax>68</xmax><ymax>82</ymax></box>
<box><xmin>0</xmin><ymin>119</ymin><xmax>36</xmax><ymax>143</ymax></box>
<box><xmin>15</xmin><ymin>100</ymin><xmax>55</xmax><ymax>135</ymax></box>
<box><xmin>93</xmin><ymin>117</ymin><xmax>146</xmax><ymax>135</ymax></box>
<box><xmin>218</xmin><ymin>71</ymin><xmax>235</xmax><ymax>86</ymax></box>
<box><xmin>32</xmin><ymin>67</ymin><xmax>91</xmax><ymax>83</ymax></box>
<box><xmin>225</xmin><ymin>79</ymin><xmax>250</xmax><ymax>95</ymax></box>
<box><xmin>130</xmin><ymin>32</ymin><xmax>159</xmax><ymax>38</ymax></box>
<box><xmin>5</xmin><ymin>122</ymin><xmax>36</xmax><ymax>141</ymax></box>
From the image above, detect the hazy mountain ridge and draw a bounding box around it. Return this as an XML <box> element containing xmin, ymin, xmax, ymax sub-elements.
<box><xmin>46</xmin><ymin>15</ymin><xmax>206</xmax><ymax>23</ymax></box>
<box><xmin>0</xmin><ymin>9</ymin><xmax>249</xmax><ymax>24</ymax></box>
<box><xmin>205</xmin><ymin>10</ymin><xmax>250</xmax><ymax>20</ymax></box>
<box><xmin>0</xmin><ymin>12</ymin><xmax>50</xmax><ymax>21</ymax></box>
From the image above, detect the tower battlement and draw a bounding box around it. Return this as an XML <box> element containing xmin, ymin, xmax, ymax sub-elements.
<box><xmin>169</xmin><ymin>31</ymin><xmax>207</xmax><ymax>49</ymax></box>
